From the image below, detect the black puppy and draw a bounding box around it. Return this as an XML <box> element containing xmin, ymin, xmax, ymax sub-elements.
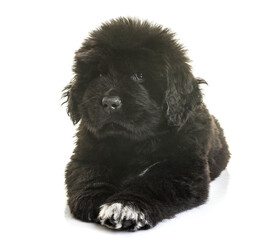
<box><xmin>63</xmin><ymin>18</ymin><xmax>230</xmax><ymax>231</ymax></box>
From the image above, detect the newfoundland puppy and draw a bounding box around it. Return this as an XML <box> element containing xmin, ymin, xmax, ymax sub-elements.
<box><xmin>63</xmin><ymin>18</ymin><xmax>230</xmax><ymax>231</ymax></box>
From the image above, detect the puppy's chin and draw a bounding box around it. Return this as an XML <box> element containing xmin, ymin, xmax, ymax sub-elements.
<box><xmin>98</xmin><ymin>122</ymin><xmax>132</xmax><ymax>138</ymax></box>
<box><xmin>84</xmin><ymin>121</ymin><xmax>158</xmax><ymax>141</ymax></box>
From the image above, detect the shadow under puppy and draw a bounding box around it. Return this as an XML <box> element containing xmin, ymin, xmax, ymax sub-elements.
<box><xmin>63</xmin><ymin>18</ymin><xmax>230</xmax><ymax>231</ymax></box>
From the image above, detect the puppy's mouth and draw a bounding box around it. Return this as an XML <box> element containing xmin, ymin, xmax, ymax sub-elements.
<box><xmin>101</xmin><ymin>122</ymin><xmax>129</xmax><ymax>132</ymax></box>
<box><xmin>97</xmin><ymin>122</ymin><xmax>133</xmax><ymax>136</ymax></box>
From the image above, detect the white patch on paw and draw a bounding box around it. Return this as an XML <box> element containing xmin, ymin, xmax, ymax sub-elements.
<box><xmin>98</xmin><ymin>203</ymin><xmax>151</xmax><ymax>231</ymax></box>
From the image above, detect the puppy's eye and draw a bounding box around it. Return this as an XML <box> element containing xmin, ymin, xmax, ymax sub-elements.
<box><xmin>131</xmin><ymin>73</ymin><xmax>144</xmax><ymax>83</ymax></box>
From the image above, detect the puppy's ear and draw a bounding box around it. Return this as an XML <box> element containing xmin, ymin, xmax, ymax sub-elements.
<box><xmin>62</xmin><ymin>44</ymin><xmax>96</xmax><ymax>124</ymax></box>
<box><xmin>165</xmin><ymin>64</ymin><xmax>202</xmax><ymax>127</ymax></box>
<box><xmin>62</xmin><ymin>77</ymin><xmax>82</xmax><ymax>124</ymax></box>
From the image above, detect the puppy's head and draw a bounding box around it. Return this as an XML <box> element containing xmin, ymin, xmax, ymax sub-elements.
<box><xmin>63</xmin><ymin>18</ymin><xmax>203</xmax><ymax>140</ymax></box>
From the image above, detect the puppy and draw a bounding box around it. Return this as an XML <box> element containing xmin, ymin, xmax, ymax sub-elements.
<box><xmin>63</xmin><ymin>18</ymin><xmax>230</xmax><ymax>231</ymax></box>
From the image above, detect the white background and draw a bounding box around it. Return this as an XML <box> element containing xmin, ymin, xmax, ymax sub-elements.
<box><xmin>0</xmin><ymin>0</ymin><xmax>278</xmax><ymax>239</ymax></box>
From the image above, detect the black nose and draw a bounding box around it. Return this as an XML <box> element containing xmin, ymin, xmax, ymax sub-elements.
<box><xmin>102</xmin><ymin>96</ymin><xmax>122</xmax><ymax>112</ymax></box>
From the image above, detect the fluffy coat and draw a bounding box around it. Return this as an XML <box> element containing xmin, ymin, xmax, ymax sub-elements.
<box><xmin>63</xmin><ymin>18</ymin><xmax>230</xmax><ymax>231</ymax></box>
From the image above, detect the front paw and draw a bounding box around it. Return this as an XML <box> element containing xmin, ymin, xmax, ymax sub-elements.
<box><xmin>98</xmin><ymin>202</ymin><xmax>152</xmax><ymax>231</ymax></box>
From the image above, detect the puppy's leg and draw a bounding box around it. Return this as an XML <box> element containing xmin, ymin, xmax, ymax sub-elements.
<box><xmin>98</xmin><ymin>155</ymin><xmax>210</xmax><ymax>231</ymax></box>
<box><xmin>208</xmin><ymin>117</ymin><xmax>230</xmax><ymax>180</ymax></box>
<box><xmin>65</xmin><ymin>161</ymin><xmax>116</xmax><ymax>222</ymax></box>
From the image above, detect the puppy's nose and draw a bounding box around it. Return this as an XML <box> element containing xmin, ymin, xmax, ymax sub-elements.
<box><xmin>102</xmin><ymin>96</ymin><xmax>122</xmax><ymax>112</ymax></box>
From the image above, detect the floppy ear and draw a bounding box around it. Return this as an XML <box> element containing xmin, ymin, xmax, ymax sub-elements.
<box><xmin>62</xmin><ymin>43</ymin><xmax>96</xmax><ymax>124</ymax></box>
<box><xmin>62</xmin><ymin>77</ymin><xmax>83</xmax><ymax>124</ymax></box>
<box><xmin>165</xmin><ymin>64</ymin><xmax>203</xmax><ymax>127</ymax></box>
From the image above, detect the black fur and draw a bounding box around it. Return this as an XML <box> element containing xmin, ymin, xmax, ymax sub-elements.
<box><xmin>63</xmin><ymin>18</ymin><xmax>230</xmax><ymax>231</ymax></box>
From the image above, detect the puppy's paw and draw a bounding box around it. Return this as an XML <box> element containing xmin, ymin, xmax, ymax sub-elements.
<box><xmin>98</xmin><ymin>202</ymin><xmax>152</xmax><ymax>231</ymax></box>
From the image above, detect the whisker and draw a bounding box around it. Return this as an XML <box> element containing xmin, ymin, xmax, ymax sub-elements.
<box><xmin>197</xmin><ymin>78</ymin><xmax>208</xmax><ymax>85</ymax></box>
